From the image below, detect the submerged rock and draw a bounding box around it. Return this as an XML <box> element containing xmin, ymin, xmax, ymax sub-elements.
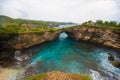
<box><xmin>108</xmin><ymin>55</ymin><xmax>115</xmax><ymax>61</ymax></box>
<box><xmin>110</xmin><ymin>62</ymin><xmax>120</xmax><ymax>69</ymax></box>
<box><xmin>107</xmin><ymin>55</ymin><xmax>120</xmax><ymax>69</ymax></box>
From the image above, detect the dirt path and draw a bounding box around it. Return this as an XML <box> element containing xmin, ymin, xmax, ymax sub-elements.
<box><xmin>43</xmin><ymin>71</ymin><xmax>91</xmax><ymax>80</ymax></box>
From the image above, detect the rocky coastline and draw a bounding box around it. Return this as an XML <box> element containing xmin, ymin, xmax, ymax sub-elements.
<box><xmin>65</xmin><ymin>26</ymin><xmax>120</xmax><ymax>53</ymax></box>
<box><xmin>9</xmin><ymin>31</ymin><xmax>62</xmax><ymax>50</ymax></box>
<box><xmin>1</xmin><ymin>26</ymin><xmax>120</xmax><ymax>52</ymax></box>
<box><xmin>0</xmin><ymin>26</ymin><xmax>120</xmax><ymax>68</ymax></box>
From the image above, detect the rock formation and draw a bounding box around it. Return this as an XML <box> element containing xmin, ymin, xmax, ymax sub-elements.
<box><xmin>65</xmin><ymin>26</ymin><xmax>120</xmax><ymax>53</ymax></box>
<box><xmin>8</xmin><ymin>31</ymin><xmax>62</xmax><ymax>49</ymax></box>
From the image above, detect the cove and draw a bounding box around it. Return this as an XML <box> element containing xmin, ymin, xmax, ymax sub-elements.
<box><xmin>16</xmin><ymin>32</ymin><xmax>120</xmax><ymax>80</ymax></box>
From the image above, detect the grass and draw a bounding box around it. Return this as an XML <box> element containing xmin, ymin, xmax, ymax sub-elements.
<box><xmin>48</xmin><ymin>28</ymin><xmax>57</xmax><ymax>33</ymax></box>
<box><xmin>60</xmin><ymin>26</ymin><xmax>75</xmax><ymax>30</ymax></box>
<box><xmin>79</xmin><ymin>74</ymin><xmax>92</xmax><ymax>80</ymax></box>
<box><xmin>18</xmin><ymin>28</ymin><xmax>57</xmax><ymax>34</ymax></box>
<box><xmin>110</xmin><ymin>27</ymin><xmax>120</xmax><ymax>32</ymax></box>
<box><xmin>23</xmin><ymin>73</ymin><xmax>46</xmax><ymax>80</ymax></box>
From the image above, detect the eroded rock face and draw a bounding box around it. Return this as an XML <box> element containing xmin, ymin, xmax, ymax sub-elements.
<box><xmin>65</xmin><ymin>26</ymin><xmax>120</xmax><ymax>53</ymax></box>
<box><xmin>8</xmin><ymin>31</ymin><xmax>61</xmax><ymax>49</ymax></box>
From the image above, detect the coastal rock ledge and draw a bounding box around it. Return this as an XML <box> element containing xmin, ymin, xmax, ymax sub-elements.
<box><xmin>6</xmin><ymin>26</ymin><xmax>120</xmax><ymax>52</ymax></box>
<box><xmin>65</xmin><ymin>26</ymin><xmax>120</xmax><ymax>53</ymax></box>
<box><xmin>8</xmin><ymin>31</ymin><xmax>62</xmax><ymax>49</ymax></box>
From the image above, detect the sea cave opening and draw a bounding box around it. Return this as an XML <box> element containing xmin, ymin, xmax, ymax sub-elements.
<box><xmin>58</xmin><ymin>32</ymin><xmax>68</xmax><ymax>40</ymax></box>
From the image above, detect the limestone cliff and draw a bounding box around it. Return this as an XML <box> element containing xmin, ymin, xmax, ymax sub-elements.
<box><xmin>65</xmin><ymin>26</ymin><xmax>120</xmax><ymax>52</ymax></box>
<box><xmin>8</xmin><ymin>31</ymin><xmax>61</xmax><ymax>49</ymax></box>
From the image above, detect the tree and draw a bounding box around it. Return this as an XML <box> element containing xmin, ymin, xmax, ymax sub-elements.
<box><xmin>109</xmin><ymin>21</ymin><xmax>117</xmax><ymax>27</ymax></box>
<box><xmin>104</xmin><ymin>21</ymin><xmax>110</xmax><ymax>27</ymax></box>
<box><xmin>81</xmin><ymin>22</ymin><xmax>88</xmax><ymax>26</ymax></box>
<box><xmin>88</xmin><ymin>20</ymin><xmax>92</xmax><ymax>24</ymax></box>
<box><xmin>96</xmin><ymin>20</ymin><xmax>103</xmax><ymax>26</ymax></box>
<box><xmin>118</xmin><ymin>23</ymin><xmax>120</xmax><ymax>27</ymax></box>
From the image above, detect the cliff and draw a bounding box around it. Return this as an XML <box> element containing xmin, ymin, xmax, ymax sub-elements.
<box><xmin>8</xmin><ymin>31</ymin><xmax>62</xmax><ymax>50</ymax></box>
<box><xmin>4</xmin><ymin>26</ymin><xmax>120</xmax><ymax>51</ymax></box>
<box><xmin>1</xmin><ymin>26</ymin><xmax>120</xmax><ymax>67</ymax></box>
<box><xmin>65</xmin><ymin>26</ymin><xmax>120</xmax><ymax>53</ymax></box>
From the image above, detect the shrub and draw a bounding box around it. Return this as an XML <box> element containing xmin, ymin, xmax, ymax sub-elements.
<box><xmin>48</xmin><ymin>28</ymin><xmax>56</xmax><ymax>33</ymax></box>
<box><xmin>48</xmin><ymin>29</ymin><xmax>55</xmax><ymax>33</ymax></box>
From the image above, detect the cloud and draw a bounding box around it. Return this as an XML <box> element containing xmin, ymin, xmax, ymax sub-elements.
<box><xmin>0</xmin><ymin>0</ymin><xmax>119</xmax><ymax>23</ymax></box>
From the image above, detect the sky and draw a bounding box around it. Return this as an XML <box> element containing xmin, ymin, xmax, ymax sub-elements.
<box><xmin>0</xmin><ymin>0</ymin><xmax>120</xmax><ymax>23</ymax></box>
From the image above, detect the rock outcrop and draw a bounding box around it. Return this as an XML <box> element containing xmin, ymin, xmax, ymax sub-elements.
<box><xmin>65</xmin><ymin>26</ymin><xmax>120</xmax><ymax>53</ymax></box>
<box><xmin>110</xmin><ymin>62</ymin><xmax>120</xmax><ymax>69</ymax></box>
<box><xmin>108</xmin><ymin>55</ymin><xmax>114</xmax><ymax>61</ymax></box>
<box><xmin>8</xmin><ymin>31</ymin><xmax>62</xmax><ymax>49</ymax></box>
<box><xmin>1</xmin><ymin>26</ymin><xmax>120</xmax><ymax>51</ymax></box>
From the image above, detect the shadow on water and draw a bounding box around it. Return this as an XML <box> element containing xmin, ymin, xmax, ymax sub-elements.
<box><xmin>15</xmin><ymin>32</ymin><xmax>120</xmax><ymax>80</ymax></box>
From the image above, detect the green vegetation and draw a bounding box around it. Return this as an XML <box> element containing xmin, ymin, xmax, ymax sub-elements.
<box><xmin>81</xmin><ymin>20</ymin><xmax>120</xmax><ymax>32</ymax></box>
<box><xmin>0</xmin><ymin>15</ymin><xmax>76</xmax><ymax>39</ymax></box>
<box><xmin>78</xmin><ymin>74</ymin><xmax>92</xmax><ymax>80</ymax></box>
<box><xmin>0</xmin><ymin>15</ymin><xmax>60</xmax><ymax>39</ymax></box>
<box><xmin>60</xmin><ymin>26</ymin><xmax>75</xmax><ymax>30</ymax></box>
<box><xmin>48</xmin><ymin>28</ymin><xmax>57</xmax><ymax>33</ymax></box>
<box><xmin>23</xmin><ymin>73</ymin><xmax>46</xmax><ymax>80</ymax></box>
<box><xmin>0</xmin><ymin>24</ymin><xmax>57</xmax><ymax>39</ymax></box>
<box><xmin>0</xmin><ymin>24</ymin><xmax>20</xmax><ymax>39</ymax></box>
<box><xmin>0</xmin><ymin>15</ymin><xmax>74</xmax><ymax>28</ymax></box>
<box><xmin>18</xmin><ymin>27</ymin><xmax>57</xmax><ymax>34</ymax></box>
<box><xmin>0</xmin><ymin>15</ymin><xmax>119</xmax><ymax>40</ymax></box>
<box><xmin>0</xmin><ymin>15</ymin><xmax>48</xmax><ymax>28</ymax></box>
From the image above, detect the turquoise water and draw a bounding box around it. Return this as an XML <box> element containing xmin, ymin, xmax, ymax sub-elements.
<box><xmin>21</xmin><ymin>32</ymin><xmax>120</xmax><ymax>80</ymax></box>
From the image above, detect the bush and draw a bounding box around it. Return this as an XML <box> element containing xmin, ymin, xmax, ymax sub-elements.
<box><xmin>81</xmin><ymin>20</ymin><xmax>120</xmax><ymax>32</ymax></box>
<box><xmin>48</xmin><ymin>29</ymin><xmax>55</xmax><ymax>33</ymax></box>
<box><xmin>0</xmin><ymin>24</ymin><xmax>19</xmax><ymax>39</ymax></box>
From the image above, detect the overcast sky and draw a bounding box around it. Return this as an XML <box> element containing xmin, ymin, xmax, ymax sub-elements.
<box><xmin>0</xmin><ymin>0</ymin><xmax>120</xmax><ymax>23</ymax></box>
